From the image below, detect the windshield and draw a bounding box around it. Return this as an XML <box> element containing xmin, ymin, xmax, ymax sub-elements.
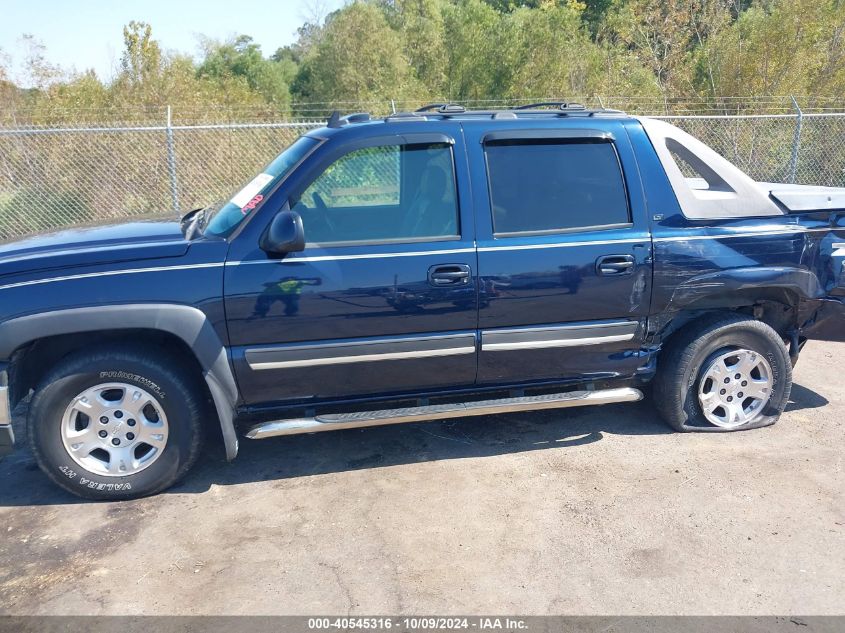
<box><xmin>203</xmin><ymin>135</ymin><xmax>319</xmax><ymax>237</ymax></box>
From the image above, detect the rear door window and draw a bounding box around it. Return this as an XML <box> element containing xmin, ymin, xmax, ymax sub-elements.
<box><xmin>484</xmin><ymin>139</ymin><xmax>630</xmax><ymax>236</ymax></box>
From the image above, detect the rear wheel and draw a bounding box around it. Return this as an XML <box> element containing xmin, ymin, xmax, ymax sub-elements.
<box><xmin>28</xmin><ymin>344</ymin><xmax>205</xmax><ymax>500</ymax></box>
<box><xmin>653</xmin><ymin>315</ymin><xmax>792</xmax><ymax>432</ymax></box>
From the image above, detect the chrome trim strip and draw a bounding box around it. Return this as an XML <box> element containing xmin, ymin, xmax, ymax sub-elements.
<box><xmin>483</xmin><ymin>333</ymin><xmax>634</xmax><ymax>351</ymax></box>
<box><xmin>477</xmin><ymin>238</ymin><xmax>643</xmax><ymax>253</ymax></box>
<box><xmin>249</xmin><ymin>346</ymin><xmax>476</xmax><ymax>370</ymax></box>
<box><xmin>246</xmin><ymin>387</ymin><xmax>644</xmax><ymax>438</ymax></box>
<box><xmin>481</xmin><ymin>320</ymin><xmax>638</xmax><ymax>351</ymax></box>
<box><xmin>229</xmin><ymin>247</ymin><xmax>476</xmax><ymax>265</ymax></box>
<box><xmin>487</xmin><ymin>320</ymin><xmax>634</xmax><ymax>335</ymax></box>
<box><xmin>246</xmin><ymin>333</ymin><xmax>477</xmax><ymax>370</ymax></box>
<box><xmin>0</xmin><ymin>262</ymin><xmax>224</xmax><ymax>292</ymax></box>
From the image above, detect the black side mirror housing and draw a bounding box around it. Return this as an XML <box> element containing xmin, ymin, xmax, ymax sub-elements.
<box><xmin>260</xmin><ymin>210</ymin><xmax>305</xmax><ymax>255</ymax></box>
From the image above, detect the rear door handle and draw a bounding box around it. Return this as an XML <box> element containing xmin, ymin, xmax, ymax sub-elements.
<box><xmin>596</xmin><ymin>255</ymin><xmax>635</xmax><ymax>276</ymax></box>
<box><xmin>429</xmin><ymin>264</ymin><xmax>471</xmax><ymax>286</ymax></box>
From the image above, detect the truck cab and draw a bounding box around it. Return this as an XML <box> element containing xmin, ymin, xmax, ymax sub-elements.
<box><xmin>2</xmin><ymin>103</ymin><xmax>844</xmax><ymax>499</ymax></box>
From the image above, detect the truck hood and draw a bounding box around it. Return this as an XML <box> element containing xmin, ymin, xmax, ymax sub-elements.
<box><xmin>0</xmin><ymin>220</ymin><xmax>189</xmax><ymax>279</ymax></box>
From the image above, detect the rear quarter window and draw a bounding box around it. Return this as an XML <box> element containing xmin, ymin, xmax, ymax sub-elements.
<box><xmin>484</xmin><ymin>139</ymin><xmax>630</xmax><ymax>235</ymax></box>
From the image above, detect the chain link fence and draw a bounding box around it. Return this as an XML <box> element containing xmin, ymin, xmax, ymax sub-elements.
<box><xmin>1</xmin><ymin>104</ymin><xmax>844</xmax><ymax>240</ymax></box>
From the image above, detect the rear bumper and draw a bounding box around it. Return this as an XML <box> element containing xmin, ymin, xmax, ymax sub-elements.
<box><xmin>0</xmin><ymin>364</ymin><xmax>13</xmax><ymax>456</ymax></box>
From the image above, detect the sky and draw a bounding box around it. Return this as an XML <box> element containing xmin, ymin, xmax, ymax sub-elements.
<box><xmin>0</xmin><ymin>0</ymin><xmax>345</xmax><ymax>85</ymax></box>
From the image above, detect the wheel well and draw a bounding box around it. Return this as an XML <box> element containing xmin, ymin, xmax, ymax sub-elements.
<box><xmin>9</xmin><ymin>329</ymin><xmax>210</xmax><ymax>411</ymax></box>
<box><xmin>658</xmin><ymin>299</ymin><xmax>799</xmax><ymax>348</ymax></box>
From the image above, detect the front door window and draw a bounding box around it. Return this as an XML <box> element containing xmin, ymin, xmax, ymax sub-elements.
<box><xmin>292</xmin><ymin>142</ymin><xmax>459</xmax><ymax>245</ymax></box>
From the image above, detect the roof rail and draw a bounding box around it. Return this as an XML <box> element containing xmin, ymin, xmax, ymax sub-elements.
<box><xmin>385</xmin><ymin>111</ymin><xmax>428</xmax><ymax>122</ymax></box>
<box><xmin>415</xmin><ymin>103</ymin><xmax>466</xmax><ymax>114</ymax></box>
<box><xmin>343</xmin><ymin>112</ymin><xmax>371</xmax><ymax>123</ymax></box>
<box><xmin>326</xmin><ymin>110</ymin><xmax>371</xmax><ymax>128</ymax></box>
<box><xmin>514</xmin><ymin>102</ymin><xmax>587</xmax><ymax>111</ymax></box>
<box><xmin>415</xmin><ymin>103</ymin><xmax>446</xmax><ymax>112</ymax></box>
<box><xmin>325</xmin><ymin>103</ymin><xmax>628</xmax><ymax>128</ymax></box>
<box><xmin>327</xmin><ymin>110</ymin><xmax>343</xmax><ymax>128</ymax></box>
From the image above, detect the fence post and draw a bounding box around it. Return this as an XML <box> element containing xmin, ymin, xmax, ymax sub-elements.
<box><xmin>788</xmin><ymin>96</ymin><xmax>803</xmax><ymax>184</ymax></box>
<box><xmin>165</xmin><ymin>105</ymin><xmax>180</xmax><ymax>214</ymax></box>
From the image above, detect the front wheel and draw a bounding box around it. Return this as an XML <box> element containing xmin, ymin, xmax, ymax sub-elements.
<box><xmin>653</xmin><ymin>315</ymin><xmax>792</xmax><ymax>432</ymax></box>
<box><xmin>28</xmin><ymin>344</ymin><xmax>205</xmax><ymax>500</ymax></box>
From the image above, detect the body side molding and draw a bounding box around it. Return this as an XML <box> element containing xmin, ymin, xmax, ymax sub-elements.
<box><xmin>245</xmin><ymin>332</ymin><xmax>477</xmax><ymax>370</ymax></box>
<box><xmin>0</xmin><ymin>304</ymin><xmax>240</xmax><ymax>460</ymax></box>
<box><xmin>481</xmin><ymin>320</ymin><xmax>638</xmax><ymax>351</ymax></box>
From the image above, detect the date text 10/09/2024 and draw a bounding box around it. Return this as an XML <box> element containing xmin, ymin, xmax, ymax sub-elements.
<box><xmin>307</xmin><ymin>617</ymin><xmax>529</xmax><ymax>630</ymax></box>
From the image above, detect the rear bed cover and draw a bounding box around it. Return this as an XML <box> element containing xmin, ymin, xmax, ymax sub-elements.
<box><xmin>758</xmin><ymin>183</ymin><xmax>845</xmax><ymax>212</ymax></box>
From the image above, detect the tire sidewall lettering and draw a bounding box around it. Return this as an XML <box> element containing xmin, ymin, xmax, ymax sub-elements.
<box><xmin>98</xmin><ymin>371</ymin><xmax>167</xmax><ymax>400</ymax></box>
<box><xmin>29</xmin><ymin>351</ymin><xmax>201</xmax><ymax>499</ymax></box>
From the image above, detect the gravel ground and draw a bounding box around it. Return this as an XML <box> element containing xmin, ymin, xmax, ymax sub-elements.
<box><xmin>0</xmin><ymin>340</ymin><xmax>842</xmax><ymax>615</ymax></box>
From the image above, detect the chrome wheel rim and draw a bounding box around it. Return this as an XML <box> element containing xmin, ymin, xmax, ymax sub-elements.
<box><xmin>697</xmin><ymin>349</ymin><xmax>773</xmax><ymax>429</ymax></box>
<box><xmin>60</xmin><ymin>382</ymin><xmax>169</xmax><ymax>477</ymax></box>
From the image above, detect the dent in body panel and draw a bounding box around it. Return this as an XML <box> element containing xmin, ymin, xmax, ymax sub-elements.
<box><xmin>647</xmin><ymin>219</ymin><xmax>845</xmax><ymax>343</ymax></box>
<box><xmin>654</xmin><ymin>228</ymin><xmax>800</xmax><ymax>302</ymax></box>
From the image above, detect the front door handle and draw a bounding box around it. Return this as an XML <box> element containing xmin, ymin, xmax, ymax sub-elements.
<box><xmin>596</xmin><ymin>255</ymin><xmax>636</xmax><ymax>276</ymax></box>
<box><xmin>429</xmin><ymin>264</ymin><xmax>471</xmax><ymax>286</ymax></box>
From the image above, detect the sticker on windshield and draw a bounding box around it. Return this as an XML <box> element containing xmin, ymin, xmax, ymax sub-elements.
<box><xmin>241</xmin><ymin>194</ymin><xmax>264</xmax><ymax>215</ymax></box>
<box><xmin>230</xmin><ymin>173</ymin><xmax>274</xmax><ymax>208</ymax></box>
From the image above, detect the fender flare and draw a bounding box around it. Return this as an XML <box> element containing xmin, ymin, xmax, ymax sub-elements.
<box><xmin>0</xmin><ymin>304</ymin><xmax>240</xmax><ymax>460</ymax></box>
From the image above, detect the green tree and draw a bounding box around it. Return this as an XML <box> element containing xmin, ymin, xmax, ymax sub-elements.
<box><xmin>292</xmin><ymin>2</ymin><xmax>421</xmax><ymax>111</ymax></box>
<box><xmin>120</xmin><ymin>21</ymin><xmax>162</xmax><ymax>88</ymax></box>
<box><xmin>501</xmin><ymin>0</ymin><xmax>660</xmax><ymax>99</ymax></box>
<box><xmin>693</xmin><ymin>0</ymin><xmax>845</xmax><ymax>99</ymax></box>
<box><xmin>0</xmin><ymin>48</ymin><xmax>23</xmax><ymax>120</ymax></box>
<box><xmin>603</xmin><ymin>0</ymin><xmax>742</xmax><ymax>98</ymax></box>
<box><xmin>380</xmin><ymin>0</ymin><xmax>450</xmax><ymax>96</ymax></box>
<box><xmin>442</xmin><ymin>0</ymin><xmax>505</xmax><ymax>100</ymax></box>
<box><xmin>198</xmin><ymin>35</ymin><xmax>297</xmax><ymax>109</ymax></box>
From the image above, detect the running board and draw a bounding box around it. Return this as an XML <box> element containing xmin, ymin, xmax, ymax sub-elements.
<box><xmin>245</xmin><ymin>387</ymin><xmax>643</xmax><ymax>440</ymax></box>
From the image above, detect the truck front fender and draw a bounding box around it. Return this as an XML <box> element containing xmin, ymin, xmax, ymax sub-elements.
<box><xmin>0</xmin><ymin>304</ymin><xmax>240</xmax><ymax>460</ymax></box>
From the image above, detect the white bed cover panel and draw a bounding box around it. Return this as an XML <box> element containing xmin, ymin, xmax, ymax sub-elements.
<box><xmin>637</xmin><ymin>117</ymin><xmax>785</xmax><ymax>219</ymax></box>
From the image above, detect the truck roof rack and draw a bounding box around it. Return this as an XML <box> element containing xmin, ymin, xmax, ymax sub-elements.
<box><xmin>514</xmin><ymin>102</ymin><xmax>587</xmax><ymax>110</ymax></box>
<box><xmin>415</xmin><ymin>103</ymin><xmax>467</xmax><ymax>114</ymax></box>
<box><xmin>326</xmin><ymin>111</ymin><xmax>371</xmax><ymax>128</ymax></box>
<box><xmin>385</xmin><ymin>111</ymin><xmax>428</xmax><ymax>122</ymax></box>
<box><xmin>328</xmin><ymin>104</ymin><xmax>628</xmax><ymax>127</ymax></box>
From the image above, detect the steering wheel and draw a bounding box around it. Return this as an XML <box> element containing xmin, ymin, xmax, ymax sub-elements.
<box><xmin>310</xmin><ymin>191</ymin><xmax>336</xmax><ymax>235</ymax></box>
<box><xmin>312</xmin><ymin>191</ymin><xmax>327</xmax><ymax>209</ymax></box>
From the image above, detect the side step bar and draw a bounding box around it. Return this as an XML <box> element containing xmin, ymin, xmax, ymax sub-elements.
<box><xmin>246</xmin><ymin>387</ymin><xmax>643</xmax><ymax>440</ymax></box>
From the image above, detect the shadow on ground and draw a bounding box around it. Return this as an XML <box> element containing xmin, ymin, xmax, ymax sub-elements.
<box><xmin>0</xmin><ymin>382</ymin><xmax>828</xmax><ymax>507</ymax></box>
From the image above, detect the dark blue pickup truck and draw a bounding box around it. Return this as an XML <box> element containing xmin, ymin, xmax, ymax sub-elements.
<box><xmin>1</xmin><ymin>103</ymin><xmax>844</xmax><ymax>499</ymax></box>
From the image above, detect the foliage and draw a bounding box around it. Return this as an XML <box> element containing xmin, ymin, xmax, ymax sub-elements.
<box><xmin>1</xmin><ymin>0</ymin><xmax>845</xmax><ymax>123</ymax></box>
<box><xmin>0</xmin><ymin>187</ymin><xmax>91</xmax><ymax>240</ymax></box>
<box><xmin>197</xmin><ymin>35</ymin><xmax>297</xmax><ymax>110</ymax></box>
<box><xmin>293</xmin><ymin>2</ymin><xmax>422</xmax><ymax>111</ymax></box>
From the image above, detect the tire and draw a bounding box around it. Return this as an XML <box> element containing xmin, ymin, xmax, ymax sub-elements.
<box><xmin>27</xmin><ymin>344</ymin><xmax>205</xmax><ymax>500</ymax></box>
<box><xmin>652</xmin><ymin>314</ymin><xmax>792</xmax><ymax>432</ymax></box>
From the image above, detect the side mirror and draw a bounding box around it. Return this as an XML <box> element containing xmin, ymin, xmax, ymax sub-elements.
<box><xmin>260</xmin><ymin>210</ymin><xmax>305</xmax><ymax>255</ymax></box>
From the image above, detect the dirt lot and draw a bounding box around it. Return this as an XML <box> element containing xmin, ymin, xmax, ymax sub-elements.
<box><xmin>0</xmin><ymin>341</ymin><xmax>843</xmax><ymax>616</ymax></box>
